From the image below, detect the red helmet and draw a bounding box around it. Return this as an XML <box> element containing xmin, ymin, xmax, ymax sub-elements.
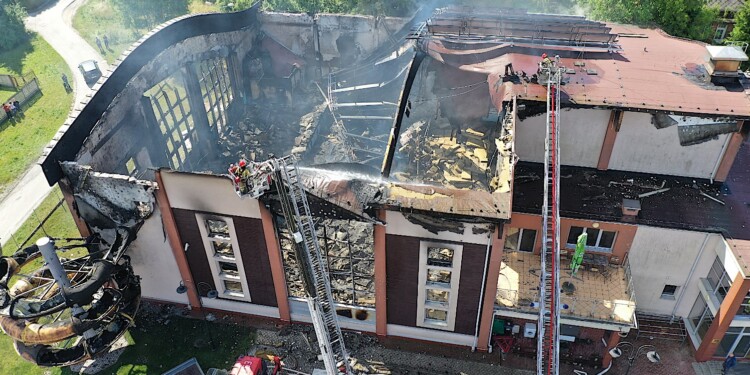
<box><xmin>542</xmin><ymin>53</ymin><xmax>548</xmax><ymax>58</ymax></box>
<box><xmin>239</xmin><ymin>159</ymin><xmax>247</xmax><ymax>168</ymax></box>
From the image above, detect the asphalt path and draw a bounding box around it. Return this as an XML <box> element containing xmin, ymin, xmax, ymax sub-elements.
<box><xmin>0</xmin><ymin>0</ymin><xmax>106</xmax><ymax>248</ymax></box>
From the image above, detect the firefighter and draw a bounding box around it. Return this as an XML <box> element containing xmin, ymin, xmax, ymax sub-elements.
<box><xmin>238</xmin><ymin>159</ymin><xmax>251</xmax><ymax>194</ymax></box>
<box><xmin>541</xmin><ymin>53</ymin><xmax>552</xmax><ymax>69</ymax></box>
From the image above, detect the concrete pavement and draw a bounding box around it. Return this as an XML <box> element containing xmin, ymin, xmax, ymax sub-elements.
<box><xmin>0</xmin><ymin>0</ymin><xmax>107</xmax><ymax>248</ymax></box>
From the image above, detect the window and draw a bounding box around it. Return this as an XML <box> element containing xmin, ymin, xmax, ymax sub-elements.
<box><xmin>504</xmin><ymin>228</ymin><xmax>537</xmax><ymax>253</ymax></box>
<box><xmin>146</xmin><ymin>72</ymin><xmax>197</xmax><ymax>171</ymax></box>
<box><xmin>566</xmin><ymin>226</ymin><xmax>616</xmax><ymax>252</ymax></box>
<box><xmin>661</xmin><ymin>285</ymin><xmax>678</xmax><ymax>300</ymax></box>
<box><xmin>714</xmin><ymin>26</ymin><xmax>727</xmax><ymax>43</ymax></box>
<box><xmin>417</xmin><ymin>241</ymin><xmax>462</xmax><ymax>331</ymax></box>
<box><xmin>125</xmin><ymin>158</ymin><xmax>137</xmax><ymax>176</ymax></box>
<box><xmin>196</xmin><ymin>214</ymin><xmax>251</xmax><ymax>302</ymax></box>
<box><xmin>707</xmin><ymin>256</ymin><xmax>732</xmax><ymax>302</ymax></box>
<box><xmin>197</xmin><ymin>57</ymin><xmax>234</xmax><ymax>135</ymax></box>
<box><xmin>689</xmin><ymin>294</ymin><xmax>713</xmax><ymax>341</ymax></box>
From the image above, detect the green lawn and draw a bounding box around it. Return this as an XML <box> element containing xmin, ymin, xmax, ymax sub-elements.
<box><xmin>73</xmin><ymin>0</ymin><xmax>221</xmax><ymax>64</ymax></box>
<box><xmin>0</xmin><ymin>34</ymin><xmax>73</xmax><ymax>195</ymax></box>
<box><xmin>109</xmin><ymin>314</ymin><xmax>256</xmax><ymax>374</ymax></box>
<box><xmin>0</xmin><ymin>313</ymin><xmax>256</xmax><ymax>374</ymax></box>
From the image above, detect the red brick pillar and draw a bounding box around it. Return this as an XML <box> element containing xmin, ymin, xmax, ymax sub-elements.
<box><xmin>714</xmin><ymin>129</ymin><xmax>745</xmax><ymax>183</ymax></box>
<box><xmin>154</xmin><ymin>170</ymin><xmax>202</xmax><ymax>311</ymax></box>
<box><xmin>374</xmin><ymin>209</ymin><xmax>388</xmax><ymax>337</ymax></box>
<box><xmin>259</xmin><ymin>204</ymin><xmax>291</xmax><ymax>323</ymax></box>
<box><xmin>476</xmin><ymin>224</ymin><xmax>506</xmax><ymax>351</ymax></box>
<box><xmin>597</xmin><ymin>110</ymin><xmax>623</xmax><ymax>171</ymax></box>
<box><xmin>602</xmin><ymin>331</ymin><xmax>622</xmax><ymax>367</ymax></box>
<box><xmin>695</xmin><ymin>273</ymin><xmax>750</xmax><ymax>361</ymax></box>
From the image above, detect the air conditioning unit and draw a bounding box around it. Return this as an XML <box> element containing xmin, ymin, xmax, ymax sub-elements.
<box><xmin>524</xmin><ymin>322</ymin><xmax>537</xmax><ymax>338</ymax></box>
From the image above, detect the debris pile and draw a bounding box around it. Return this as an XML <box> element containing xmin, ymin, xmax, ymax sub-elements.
<box><xmin>218</xmin><ymin>101</ymin><xmax>326</xmax><ymax>167</ymax></box>
<box><xmin>393</xmin><ymin>119</ymin><xmax>501</xmax><ymax>191</ymax></box>
<box><xmin>278</xmin><ymin>218</ymin><xmax>375</xmax><ymax>307</ymax></box>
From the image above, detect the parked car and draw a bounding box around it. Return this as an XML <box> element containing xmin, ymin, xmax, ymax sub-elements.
<box><xmin>78</xmin><ymin>60</ymin><xmax>101</xmax><ymax>84</ymax></box>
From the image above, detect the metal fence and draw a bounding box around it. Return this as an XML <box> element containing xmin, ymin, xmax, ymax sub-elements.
<box><xmin>0</xmin><ymin>72</ymin><xmax>41</xmax><ymax>126</ymax></box>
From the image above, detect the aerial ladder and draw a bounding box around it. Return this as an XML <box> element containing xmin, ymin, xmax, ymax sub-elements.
<box><xmin>229</xmin><ymin>157</ymin><xmax>353</xmax><ymax>375</ymax></box>
<box><xmin>537</xmin><ymin>57</ymin><xmax>564</xmax><ymax>375</ymax></box>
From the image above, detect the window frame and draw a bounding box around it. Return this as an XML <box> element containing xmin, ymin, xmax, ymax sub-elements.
<box><xmin>565</xmin><ymin>226</ymin><xmax>617</xmax><ymax>253</ymax></box>
<box><xmin>417</xmin><ymin>241</ymin><xmax>463</xmax><ymax>331</ymax></box>
<box><xmin>660</xmin><ymin>284</ymin><xmax>678</xmax><ymax>300</ymax></box>
<box><xmin>504</xmin><ymin>227</ymin><xmax>537</xmax><ymax>253</ymax></box>
<box><xmin>195</xmin><ymin>213</ymin><xmax>252</xmax><ymax>302</ymax></box>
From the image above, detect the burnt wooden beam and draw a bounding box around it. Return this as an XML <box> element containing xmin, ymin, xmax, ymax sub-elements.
<box><xmin>380</xmin><ymin>50</ymin><xmax>425</xmax><ymax>178</ymax></box>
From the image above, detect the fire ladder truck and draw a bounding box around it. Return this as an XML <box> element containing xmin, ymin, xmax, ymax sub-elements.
<box><xmin>537</xmin><ymin>57</ymin><xmax>564</xmax><ymax>375</ymax></box>
<box><xmin>230</xmin><ymin>157</ymin><xmax>353</xmax><ymax>375</ymax></box>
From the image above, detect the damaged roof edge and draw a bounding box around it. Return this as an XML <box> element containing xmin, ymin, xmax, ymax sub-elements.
<box><xmin>39</xmin><ymin>5</ymin><xmax>262</xmax><ymax>187</ymax></box>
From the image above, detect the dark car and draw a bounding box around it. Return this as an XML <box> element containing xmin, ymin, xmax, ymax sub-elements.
<box><xmin>78</xmin><ymin>60</ymin><xmax>102</xmax><ymax>84</ymax></box>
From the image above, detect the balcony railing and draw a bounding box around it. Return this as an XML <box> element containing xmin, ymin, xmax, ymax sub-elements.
<box><xmin>495</xmin><ymin>258</ymin><xmax>637</xmax><ymax>325</ymax></box>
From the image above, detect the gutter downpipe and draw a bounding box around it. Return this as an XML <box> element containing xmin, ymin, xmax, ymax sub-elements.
<box><xmin>472</xmin><ymin>231</ymin><xmax>494</xmax><ymax>352</ymax></box>
<box><xmin>671</xmin><ymin>233</ymin><xmax>711</xmax><ymax>322</ymax></box>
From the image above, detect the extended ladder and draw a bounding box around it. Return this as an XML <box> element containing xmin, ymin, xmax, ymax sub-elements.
<box><xmin>537</xmin><ymin>61</ymin><xmax>563</xmax><ymax>375</ymax></box>
<box><xmin>270</xmin><ymin>157</ymin><xmax>353</xmax><ymax>375</ymax></box>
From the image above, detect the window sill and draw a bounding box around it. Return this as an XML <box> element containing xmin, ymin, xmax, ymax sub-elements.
<box><xmin>660</xmin><ymin>295</ymin><xmax>676</xmax><ymax>300</ymax></box>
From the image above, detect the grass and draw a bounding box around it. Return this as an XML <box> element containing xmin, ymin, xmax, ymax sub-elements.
<box><xmin>108</xmin><ymin>313</ymin><xmax>256</xmax><ymax>374</ymax></box>
<box><xmin>0</xmin><ymin>312</ymin><xmax>256</xmax><ymax>374</ymax></box>
<box><xmin>2</xmin><ymin>186</ymin><xmax>79</xmax><ymax>256</ymax></box>
<box><xmin>0</xmin><ymin>34</ymin><xmax>73</xmax><ymax>195</ymax></box>
<box><xmin>73</xmin><ymin>0</ymin><xmax>221</xmax><ymax>64</ymax></box>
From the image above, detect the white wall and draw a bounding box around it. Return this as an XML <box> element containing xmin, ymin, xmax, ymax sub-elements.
<box><xmin>628</xmin><ymin>226</ymin><xmax>718</xmax><ymax>317</ymax></box>
<box><xmin>161</xmin><ymin>171</ymin><xmax>261</xmax><ymax>218</ymax></box>
<box><xmin>714</xmin><ymin>237</ymin><xmax>746</xmax><ymax>281</ymax></box>
<box><xmin>259</xmin><ymin>13</ymin><xmax>409</xmax><ymax>61</ymax></box>
<box><xmin>129</xmin><ymin>207</ymin><xmax>189</xmax><ymax>305</ymax></box>
<box><xmin>385</xmin><ymin>210</ymin><xmax>492</xmax><ymax>245</ymax></box>
<box><xmin>609</xmin><ymin>112</ymin><xmax>730</xmax><ymax>178</ymax></box>
<box><xmin>515</xmin><ymin>108</ymin><xmax>609</xmax><ymax>167</ymax></box>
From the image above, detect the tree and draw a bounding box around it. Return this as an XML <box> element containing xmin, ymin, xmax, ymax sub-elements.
<box><xmin>0</xmin><ymin>0</ymin><xmax>29</xmax><ymax>52</ymax></box>
<box><xmin>730</xmin><ymin>2</ymin><xmax>750</xmax><ymax>43</ymax></box>
<box><xmin>111</xmin><ymin>0</ymin><xmax>189</xmax><ymax>30</ymax></box>
<box><xmin>576</xmin><ymin>0</ymin><xmax>717</xmax><ymax>42</ymax></box>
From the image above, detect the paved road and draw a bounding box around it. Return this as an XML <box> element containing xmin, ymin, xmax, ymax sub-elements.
<box><xmin>0</xmin><ymin>0</ymin><xmax>105</xmax><ymax>248</ymax></box>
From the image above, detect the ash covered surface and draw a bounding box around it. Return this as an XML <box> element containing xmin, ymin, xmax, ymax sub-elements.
<box><xmin>512</xmin><ymin>161</ymin><xmax>742</xmax><ymax>236</ymax></box>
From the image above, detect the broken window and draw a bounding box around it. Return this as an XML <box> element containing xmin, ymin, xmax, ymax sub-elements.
<box><xmin>504</xmin><ymin>228</ymin><xmax>537</xmax><ymax>253</ymax></box>
<box><xmin>145</xmin><ymin>72</ymin><xmax>196</xmax><ymax>171</ymax></box>
<box><xmin>418</xmin><ymin>241</ymin><xmax>462</xmax><ymax>331</ymax></box>
<box><xmin>277</xmin><ymin>217</ymin><xmax>375</xmax><ymax>308</ymax></box>
<box><xmin>198</xmin><ymin>57</ymin><xmax>234</xmax><ymax>135</ymax></box>
<box><xmin>660</xmin><ymin>285</ymin><xmax>678</xmax><ymax>300</ymax></box>
<box><xmin>565</xmin><ymin>226</ymin><xmax>616</xmax><ymax>253</ymax></box>
<box><xmin>196</xmin><ymin>214</ymin><xmax>251</xmax><ymax>302</ymax></box>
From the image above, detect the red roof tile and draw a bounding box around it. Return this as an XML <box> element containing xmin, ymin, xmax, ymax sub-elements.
<box><xmin>424</xmin><ymin>25</ymin><xmax>750</xmax><ymax>117</ymax></box>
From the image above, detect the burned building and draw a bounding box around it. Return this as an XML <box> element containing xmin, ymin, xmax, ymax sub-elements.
<box><xmin>32</xmin><ymin>4</ymin><xmax>750</xmax><ymax>369</ymax></box>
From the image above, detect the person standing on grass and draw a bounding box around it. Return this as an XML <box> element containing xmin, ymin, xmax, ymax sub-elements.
<box><xmin>103</xmin><ymin>34</ymin><xmax>110</xmax><ymax>51</ymax></box>
<box><xmin>723</xmin><ymin>353</ymin><xmax>737</xmax><ymax>374</ymax></box>
<box><xmin>12</xmin><ymin>100</ymin><xmax>21</xmax><ymax>114</ymax></box>
<box><xmin>3</xmin><ymin>102</ymin><xmax>12</xmax><ymax>120</ymax></box>
<box><xmin>95</xmin><ymin>36</ymin><xmax>104</xmax><ymax>54</ymax></box>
